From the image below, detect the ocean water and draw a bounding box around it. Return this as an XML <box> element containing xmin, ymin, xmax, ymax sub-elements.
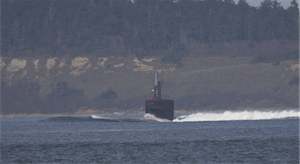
<box><xmin>1</xmin><ymin>113</ymin><xmax>299</xmax><ymax>164</ymax></box>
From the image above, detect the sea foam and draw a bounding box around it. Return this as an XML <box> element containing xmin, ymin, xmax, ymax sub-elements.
<box><xmin>144</xmin><ymin>113</ymin><xmax>171</xmax><ymax>122</ymax></box>
<box><xmin>174</xmin><ymin>110</ymin><xmax>300</xmax><ymax>122</ymax></box>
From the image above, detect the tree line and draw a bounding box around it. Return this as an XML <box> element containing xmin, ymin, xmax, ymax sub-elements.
<box><xmin>2</xmin><ymin>0</ymin><xmax>299</xmax><ymax>57</ymax></box>
<box><xmin>1</xmin><ymin>80</ymin><xmax>122</xmax><ymax>114</ymax></box>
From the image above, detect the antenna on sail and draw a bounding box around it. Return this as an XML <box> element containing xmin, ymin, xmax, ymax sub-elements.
<box><xmin>154</xmin><ymin>71</ymin><xmax>158</xmax><ymax>86</ymax></box>
<box><xmin>152</xmin><ymin>71</ymin><xmax>161</xmax><ymax>99</ymax></box>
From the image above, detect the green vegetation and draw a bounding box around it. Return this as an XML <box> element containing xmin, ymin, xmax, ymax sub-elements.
<box><xmin>2</xmin><ymin>0</ymin><xmax>299</xmax><ymax>59</ymax></box>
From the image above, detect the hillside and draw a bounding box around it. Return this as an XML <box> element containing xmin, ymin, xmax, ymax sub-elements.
<box><xmin>1</xmin><ymin>41</ymin><xmax>298</xmax><ymax>114</ymax></box>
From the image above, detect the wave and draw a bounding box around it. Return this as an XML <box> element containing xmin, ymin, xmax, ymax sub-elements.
<box><xmin>48</xmin><ymin>114</ymin><xmax>171</xmax><ymax>122</ymax></box>
<box><xmin>143</xmin><ymin>113</ymin><xmax>171</xmax><ymax>122</ymax></box>
<box><xmin>90</xmin><ymin>115</ymin><xmax>113</xmax><ymax>120</ymax></box>
<box><xmin>89</xmin><ymin>115</ymin><xmax>144</xmax><ymax>122</ymax></box>
<box><xmin>45</xmin><ymin>110</ymin><xmax>299</xmax><ymax>123</ymax></box>
<box><xmin>174</xmin><ymin>110</ymin><xmax>300</xmax><ymax>122</ymax></box>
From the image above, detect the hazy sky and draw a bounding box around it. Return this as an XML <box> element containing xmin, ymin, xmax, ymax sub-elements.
<box><xmin>239</xmin><ymin>0</ymin><xmax>295</xmax><ymax>8</ymax></box>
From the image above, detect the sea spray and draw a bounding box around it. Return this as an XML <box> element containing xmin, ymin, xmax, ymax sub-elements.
<box><xmin>174</xmin><ymin>110</ymin><xmax>300</xmax><ymax>122</ymax></box>
<box><xmin>90</xmin><ymin>115</ymin><xmax>111</xmax><ymax>119</ymax></box>
<box><xmin>144</xmin><ymin>113</ymin><xmax>171</xmax><ymax>122</ymax></box>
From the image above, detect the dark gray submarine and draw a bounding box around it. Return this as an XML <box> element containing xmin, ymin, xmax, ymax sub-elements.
<box><xmin>145</xmin><ymin>72</ymin><xmax>174</xmax><ymax>121</ymax></box>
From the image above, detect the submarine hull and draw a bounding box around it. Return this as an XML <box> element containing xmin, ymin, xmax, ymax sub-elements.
<box><xmin>145</xmin><ymin>99</ymin><xmax>174</xmax><ymax>121</ymax></box>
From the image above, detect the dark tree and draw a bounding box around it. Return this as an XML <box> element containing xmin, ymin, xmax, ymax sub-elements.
<box><xmin>1</xmin><ymin>79</ymin><xmax>42</xmax><ymax>114</ymax></box>
<box><xmin>1</xmin><ymin>0</ymin><xmax>298</xmax><ymax>58</ymax></box>
<box><xmin>45</xmin><ymin>82</ymin><xmax>87</xmax><ymax>113</ymax></box>
<box><xmin>93</xmin><ymin>88</ymin><xmax>118</xmax><ymax>108</ymax></box>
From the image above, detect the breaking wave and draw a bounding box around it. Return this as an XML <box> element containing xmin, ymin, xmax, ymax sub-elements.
<box><xmin>144</xmin><ymin>113</ymin><xmax>171</xmax><ymax>122</ymax></box>
<box><xmin>174</xmin><ymin>110</ymin><xmax>300</xmax><ymax>122</ymax></box>
<box><xmin>90</xmin><ymin>115</ymin><xmax>112</xmax><ymax>119</ymax></box>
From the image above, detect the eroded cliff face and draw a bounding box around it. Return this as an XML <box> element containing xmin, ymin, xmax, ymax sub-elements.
<box><xmin>1</xmin><ymin>55</ymin><xmax>298</xmax><ymax>114</ymax></box>
<box><xmin>1</xmin><ymin>56</ymin><xmax>177</xmax><ymax>114</ymax></box>
<box><xmin>1</xmin><ymin>56</ymin><xmax>175</xmax><ymax>77</ymax></box>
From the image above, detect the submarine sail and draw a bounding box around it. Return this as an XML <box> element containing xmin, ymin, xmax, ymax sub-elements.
<box><xmin>145</xmin><ymin>72</ymin><xmax>174</xmax><ymax>120</ymax></box>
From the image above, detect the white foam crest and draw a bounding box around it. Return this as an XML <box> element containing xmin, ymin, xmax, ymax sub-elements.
<box><xmin>174</xmin><ymin>110</ymin><xmax>300</xmax><ymax>122</ymax></box>
<box><xmin>144</xmin><ymin>113</ymin><xmax>171</xmax><ymax>122</ymax></box>
<box><xmin>90</xmin><ymin>115</ymin><xmax>111</xmax><ymax>119</ymax></box>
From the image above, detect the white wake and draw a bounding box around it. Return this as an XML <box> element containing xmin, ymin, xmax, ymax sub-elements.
<box><xmin>90</xmin><ymin>115</ymin><xmax>111</xmax><ymax>119</ymax></box>
<box><xmin>174</xmin><ymin>110</ymin><xmax>300</xmax><ymax>122</ymax></box>
<box><xmin>144</xmin><ymin>113</ymin><xmax>171</xmax><ymax>122</ymax></box>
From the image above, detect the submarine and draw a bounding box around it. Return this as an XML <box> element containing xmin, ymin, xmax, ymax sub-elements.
<box><xmin>145</xmin><ymin>72</ymin><xmax>174</xmax><ymax>121</ymax></box>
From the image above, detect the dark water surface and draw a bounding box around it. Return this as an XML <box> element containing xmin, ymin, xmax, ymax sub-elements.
<box><xmin>1</xmin><ymin>117</ymin><xmax>299</xmax><ymax>164</ymax></box>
